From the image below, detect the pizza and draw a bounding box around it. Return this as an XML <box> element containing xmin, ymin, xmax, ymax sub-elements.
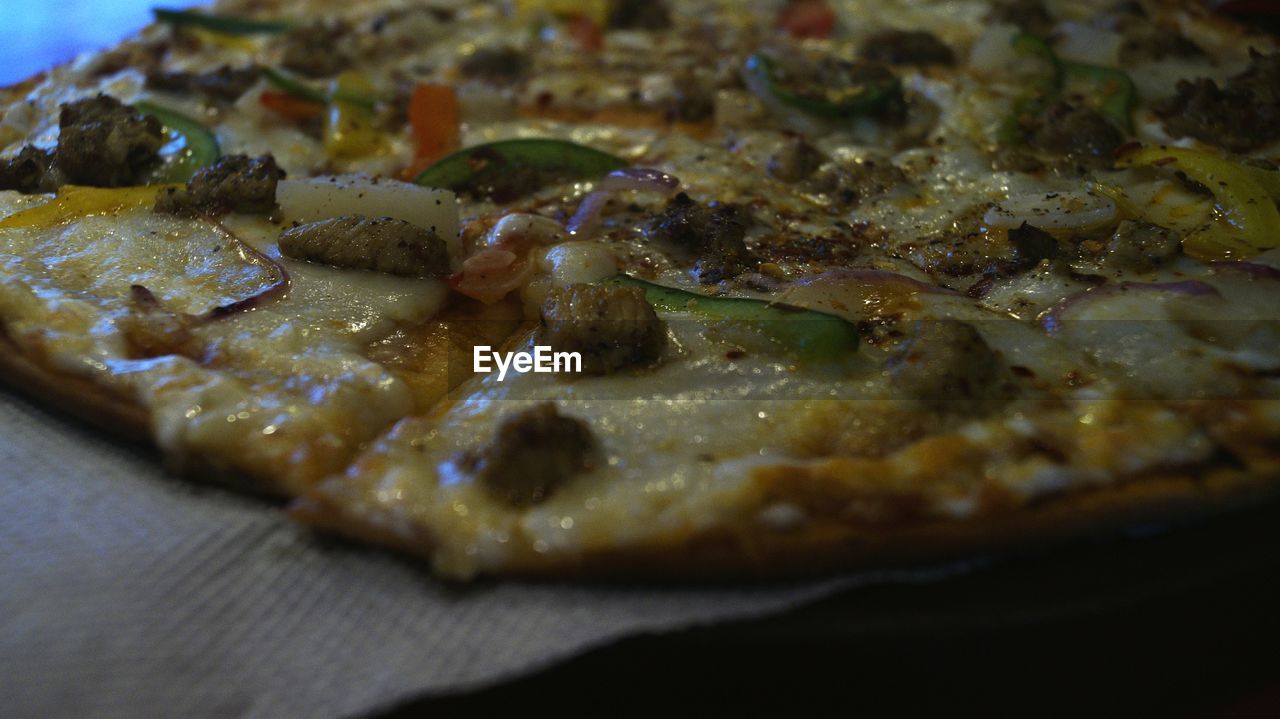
<box><xmin>1</xmin><ymin>0</ymin><xmax>1278</xmax><ymax>579</ymax></box>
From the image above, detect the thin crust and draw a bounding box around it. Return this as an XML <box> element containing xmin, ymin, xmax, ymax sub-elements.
<box><xmin>293</xmin><ymin>465</ymin><xmax>1280</xmax><ymax>580</ymax></box>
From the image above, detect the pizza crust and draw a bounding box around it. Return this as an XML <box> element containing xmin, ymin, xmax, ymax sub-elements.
<box><xmin>294</xmin><ymin>463</ymin><xmax>1280</xmax><ymax>579</ymax></box>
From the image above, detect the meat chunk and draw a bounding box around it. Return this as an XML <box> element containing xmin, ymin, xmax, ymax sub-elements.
<box><xmin>766</xmin><ymin>137</ymin><xmax>825</xmax><ymax>182</ymax></box>
<box><xmin>463</xmin><ymin>403</ymin><xmax>598</xmax><ymax>506</ymax></box>
<box><xmin>859</xmin><ymin>30</ymin><xmax>955</xmax><ymax>66</ymax></box>
<box><xmin>145</xmin><ymin>64</ymin><xmax>261</xmax><ymax>103</ymax></box>
<box><xmin>0</xmin><ymin>146</ymin><xmax>60</xmax><ymax>194</ymax></box>
<box><xmin>1117</xmin><ymin>29</ymin><xmax>1202</xmax><ymax>65</ymax></box>
<box><xmin>647</xmin><ymin>193</ymin><xmax>756</xmax><ymax>284</ymax></box>
<box><xmin>887</xmin><ymin>319</ymin><xmax>1012</xmax><ymax>408</ymax></box>
<box><xmin>459</xmin><ymin>47</ymin><xmax>527</xmax><ymax>82</ymax></box>
<box><xmin>280</xmin><ymin>20</ymin><xmax>352</xmax><ymax>77</ymax></box>
<box><xmin>155</xmin><ymin>154</ymin><xmax>285</xmax><ymax>217</ymax></box>
<box><xmin>1026</xmin><ymin>101</ymin><xmax>1123</xmax><ymax>169</ymax></box>
<box><xmin>1154</xmin><ymin>50</ymin><xmax>1280</xmax><ymax>152</ymax></box>
<box><xmin>608</xmin><ymin>0</ymin><xmax>672</xmax><ymax>30</ymax></box>
<box><xmin>1098</xmin><ymin>220</ymin><xmax>1181</xmax><ymax>273</ymax></box>
<box><xmin>1008</xmin><ymin>222</ymin><xmax>1059</xmax><ymax>269</ymax></box>
<box><xmin>55</xmin><ymin>95</ymin><xmax>163</xmax><ymax>187</ymax></box>
<box><xmin>986</xmin><ymin>0</ymin><xmax>1054</xmax><ymax>36</ymax></box>
<box><xmin>665</xmin><ymin>73</ymin><xmax>716</xmax><ymax>123</ymax></box>
<box><xmin>278</xmin><ymin>215</ymin><xmax>449</xmax><ymax>277</ymax></box>
<box><xmin>539</xmin><ymin>284</ymin><xmax>666</xmax><ymax>374</ymax></box>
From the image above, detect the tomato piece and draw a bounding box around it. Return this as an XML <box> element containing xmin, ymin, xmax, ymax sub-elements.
<box><xmin>776</xmin><ymin>0</ymin><xmax>835</xmax><ymax>39</ymax></box>
<box><xmin>258</xmin><ymin>90</ymin><xmax>324</xmax><ymax>122</ymax></box>
<box><xmin>404</xmin><ymin>83</ymin><xmax>460</xmax><ymax>180</ymax></box>
<box><xmin>566</xmin><ymin>13</ymin><xmax>603</xmax><ymax>52</ymax></box>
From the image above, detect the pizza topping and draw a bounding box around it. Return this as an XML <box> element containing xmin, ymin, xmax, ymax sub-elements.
<box><xmin>275</xmin><ymin>176</ymin><xmax>459</xmax><ymax>247</ymax></box>
<box><xmin>609</xmin><ymin>275</ymin><xmax>860</xmax><ymax>360</ymax></box>
<box><xmin>55</xmin><ymin>95</ymin><xmax>164</xmax><ymax>188</ymax></box>
<box><xmin>1060</xmin><ymin>61</ymin><xmax>1137</xmax><ymax>134</ymax></box>
<box><xmin>323</xmin><ymin>73</ymin><xmax>387</xmax><ymax>160</ymax></box>
<box><xmin>0</xmin><ymin>147</ymin><xmax>60</xmax><ymax>194</ymax></box>
<box><xmin>1115</xmin><ymin>144</ymin><xmax>1280</xmax><ymax>260</ymax></box>
<box><xmin>809</xmin><ymin>155</ymin><xmax>911</xmax><ymax>207</ymax></box>
<box><xmin>405</xmin><ymin>84</ymin><xmax>461</xmax><ymax>178</ymax></box>
<box><xmin>279</xmin><ymin>19</ymin><xmax>353</xmax><ymax>78</ymax></box>
<box><xmin>607</xmin><ymin>0</ymin><xmax>672</xmax><ymax>30</ymax></box>
<box><xmin>118</xmin><ymin>284</ymin><xmax>203</xmax><ymax>360</ymax></box>
<box><xmin>1096</xmin><ymin>221</ymin><xmax>1182</xmax><ymax>273</ymax></box>
<box><xmin>413</xmin><ymin>139</ymin><xmax>628</xmax><ymax>202</ymax></box>
<box><xmin>459</xmin><ymin>47</ymin><xmax>529</xmax><ymax>83</ymax></box>
<box><xmin>154</xmin><ymin>154</ymin><xmax>285</xmax><ymax>217</ymax></box>
<box><xmin>133</xmin><ymin>101</ymin><xmax>222</xmax><ymax>184</ymax></box>
<box><xmin>145</xmin><ymin>64</ymin><xmax>261</xmax><ymax>103</ymax></box>
<box><xmin>985</xmin><ymin>0</ymin><xmax>1054</xmax><ymax>36</ymax></box>
<box><xmin>999</xmin><ymin>33</ymin><xmax>1136</xmax><ymax>153</ymax></box>
<box><xmin>538</xmin><ymin>283</ymin><xmax>666</xmax><ymax>374</ymax></box>
<box><xmin>1008</xmin><ymin>222</ymin><xmax>1060</xmax><ymax>269</ymax></box>
<box><xmin>766</xmin><ymin>138</ymin><xmax>825</xmax><ymax>183</ymax></box>
<box><xmin>279</xmin><ymin>215</ymin><xmax>450</xmax><ymax>277</ymax></box>
<box><xmin>886</xmin><ymin>320</ymin><xmax>1012</xmax><ymax>408</ymax></box>
<box><xmin>776</xmin><ymin>0</ymin><xmax>836</xmax><ymax>40</ymax></box>
<box><xmin>566</xmin><ymin>167</ymin><xmax>680</xmax><ymax>236</ymax></box>
<box><xmin>260</xmin><ymin>67</ymin><xmax>382</xmax><ymax>109</ymax></box>
<box><xmin>859</xmin><ymin>30</ymin><xmax>955</xmax><ymax>67</ymax></box>
<box><xmin>1115</xmin><ymin>20</ymin><xmax>1203</xmax><ymax>65</ymax></box>
<box><xmin>461</xmin><ymin>402</ymin><xmax>598</xmax><ymax>506</ymax></box>
<box><xmin>152</xmin><ymin>7</ymin><xmax>291</xmax><ymax>36</ymax></box>
<box><xmin>647</xmin><ymin>192</ymin><xmax>755</xmax><ymax>284</ymax></box>
<box><xmin>743</xmin><ymin>53</ymin><xmax>902</xmax><ymax>125</ymax></box>
<box><xmin>1023</xmin><ymin>101</ymin><xmax>1124</xmax><ymax>169</ymax></box>
<box><xmin>1154</xmin><ymin>50</ymin><xmax>1280</xmax><ymax>152</ymax></box>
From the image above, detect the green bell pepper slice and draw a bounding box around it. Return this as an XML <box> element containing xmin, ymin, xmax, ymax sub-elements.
<box><xmin>153</xmin><ymin>7</ymin><xmax>292</xmax><ymax>35</ymax></box>
<box><xmin>1010</xmin><ymin>32</ymin><xmax>1062</xmax><ymax>95</ymax></box>
<box><xmin>1002</xmin><ymin>33</ymin><xmax>1138</xmax><ymax>142</ymax></box>
<box><xmin>135</xmin><ymin>101</ymin><xmax>221</xmax><ymax>184</ymax></box>
<box><xmin>743</xmin><ymin>53</ymin><xmax>901</xmax><ymax>120</ymax></box>
<box><xmin>259</xmin><ymin>68</ymin><xmax>382</xmax><ymax>110</ymax></box>
<box><xmin>608</xmin><ymin>275</ymin><xmax>860</xmax><ymax>361</ymax></box>
<box><xmin>413</xmin><ymin>139</ymin><xmax>628</xmax><ymax>200</ymax></box>
<box><xmin>1063</xmin><ymin>61</ymin><xmax>1138</xmax><ymax>133</ymax></box>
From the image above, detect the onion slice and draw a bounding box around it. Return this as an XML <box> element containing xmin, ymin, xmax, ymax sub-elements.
<box><xmin>566</xmin><ymin>168</ymin><xmax>681</xmax><ymax>236</ymax></box>
<box><xmin>198</xmin><ymin>223</ymin><xmax>291</xmax><ymax>322</ymax></box>
<box><xmin>130</xmin><ymin>222</ymin><xmax>291</xmax><ymax>325</ymax></box>
<box><xmin>983</xmin><ymin>191</ymin><xmax>1117</xmax><ymax>231</ymax></box>
<box><xmin>1210</xmin><ymin>260</ymin><xmax>1280</xmax><ymax>281</ymax></box>
<box><xmin>1039</xmin><ymin>280</ymin><xmax>1221</xmax><ymax>332</ymax></box>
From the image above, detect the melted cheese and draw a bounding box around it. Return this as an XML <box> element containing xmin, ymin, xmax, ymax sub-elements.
<box><xmin>2</xmin><ymin>0</ymin><xmax>1278</xmax><ymax>576</ymax></box>
<box><xmin>0</xmin><ymin>191</ymin><xmax>447</xmax><ymax>492</ymax></box>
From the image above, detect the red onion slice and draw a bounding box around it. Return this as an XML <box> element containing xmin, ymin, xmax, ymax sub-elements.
<box><xmin>1039</xmin><ymin>280</ymin><xmax>1221</xmax><ymax>332</ymax></box>
<box><xmin>1210</xmin><ymin>260</ymin><xmax>1280</xmax><ymax>281</ymax></box>
<box><xmin>566</xmin><ymin>168</ymin><xmax>681</xmax><ymax>236</ymax></box>
<box><xmin>197</xmin><ymin>223</ymin><xmax>291</xmax><ymax>323</ymax></box>
<box><xmin>130</xmin><ymin>223</ymin><xmax>291</xmax><ymax>326</ymax></box>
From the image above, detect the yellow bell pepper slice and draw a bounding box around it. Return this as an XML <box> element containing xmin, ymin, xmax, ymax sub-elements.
<box><xmin>0</xmin><ymin>185</ymin><xmax>175</xmax><ymax>229</ymax></box>
<box><xmin>323</xmin><ymin>72</ymin><xmax>385</xmax><ymax>160</ymax></box>
<box><xmin>1115</xmin><ymin>144</ymin><xmax>1280</xmax><ymax>260</ymax></box>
